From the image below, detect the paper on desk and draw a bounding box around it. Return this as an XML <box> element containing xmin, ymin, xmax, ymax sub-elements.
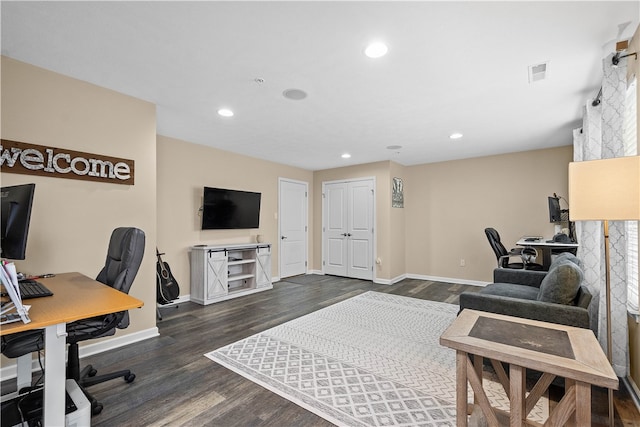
<box><xmin>1</xmin><ymin>261</ymin><xmax>21</xmax><ymax>298</ymax></box>
<box><xmin>0</xmin><ymin>261</ymin><xmax>30</xmax><ymax>324</ymax></box>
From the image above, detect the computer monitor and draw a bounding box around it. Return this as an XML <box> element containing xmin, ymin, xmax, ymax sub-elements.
<box><xmin>1</xmin><ymin>183</ymin><xmax>36</xmax><ymax>260</ymax></box>
<box><xmin>548</xmin><ymin>196</ymin><xmax>561</xmax><ymax>223</ymax></box>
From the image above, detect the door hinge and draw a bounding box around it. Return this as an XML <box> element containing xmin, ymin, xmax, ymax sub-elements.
<box><xmin>323</xmin><ymin>260</ymin><xmax>325</xmax><ymax>266</ymax></box>
<box><xmin>305</xmin><ymin>261</ymin><xmax>308</xmax><ymax>266</ymax></box>
<box><xmin>305</xmin><ymin>225</ymin><xmax>308</xmax><ymax>232</ymax></box>
<box><xmin>322</xmin><ymin>193</ymin><xmax>326</xmax><ymax>198</ymax></box>
<box><xmin>305</xmin><ymin>191</ymin><xmax>308</xmax><ymax>197</ymax></box>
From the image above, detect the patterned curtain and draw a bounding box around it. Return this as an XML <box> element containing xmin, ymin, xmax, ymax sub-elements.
<box><xmin>572</xmin><ymin>53</ymin><xmax>629</xmax><ymax>376</ymax></box>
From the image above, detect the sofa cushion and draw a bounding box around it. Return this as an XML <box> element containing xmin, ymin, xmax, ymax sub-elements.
<box><xmin>480</xmin><ymin>282</ymin><xmax>540</xmax><ymax>300</ymax></box>
<box><xmin>537</xmin><ymin>260</ymin><xmax>583</xmax><ymax>305</ymax></box>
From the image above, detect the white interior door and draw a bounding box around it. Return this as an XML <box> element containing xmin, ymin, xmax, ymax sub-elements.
<box><xmin>324</xmin><ymin>182</ymin><xmax>348</xmax><ymax>276</ymax></box>
<box><xmin>323</xmin><ymin>179</ymin><xmax>374</xmax><ymax>280</ymax></box>
<box><xmin>347</xmin><ymin>180</ymin><xmax>374</xmax><ymax>280</ymax></box>
<box><xmin>278</xmin><ymin>178</ymin><xmax>308</xmax><ymax>278</ymax></box>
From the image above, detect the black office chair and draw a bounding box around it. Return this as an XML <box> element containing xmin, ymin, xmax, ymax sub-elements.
<box><xmin>1</xmin><ymin>227</ymin><xmax>145</xmax><ymax>416</ymax></box>
<box><xmin>484</xmin><ymin>228</ymin><xmax>543</xmax><ymax>270</ymax></box>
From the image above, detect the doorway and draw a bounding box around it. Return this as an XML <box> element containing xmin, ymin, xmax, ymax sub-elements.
<box><xmin>278</xmin><ymin>178</ymin><xmax>308</xmax><ymax>279</ymax></box>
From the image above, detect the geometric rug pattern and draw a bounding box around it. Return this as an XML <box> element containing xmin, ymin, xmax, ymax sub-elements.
<box><xmin>206</xmin><ymin>291</ymin><xmax>546</xmax><ymax>426</ymax></box>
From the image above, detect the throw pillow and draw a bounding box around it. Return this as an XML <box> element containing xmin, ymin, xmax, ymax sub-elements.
<box><xmin>551</xmin><ymin>252</ymin><xmax>582</xmax><ymax>269</ymax></box>
<box><xmin>537</xmin><ymin>260</ymin><xmax>583</xmax><ymax>305</ymax></box>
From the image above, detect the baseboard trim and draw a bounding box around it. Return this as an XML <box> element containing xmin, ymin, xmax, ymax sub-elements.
<box><xmin>0</xmin><ymin>327</ymin><xmax>159</xmax><ymax>381</ymax></box>
<box><xmin>405</xmin><ymin>273</ymin><xmax>489</xmax><ymax>287</ymax></box>
<box><xmin>289</xmin><ymin>271</ymin><xmax>488</xmax><ymax>287</ymax></box>
<box><xmin>373</xmin><ymin>274</ymin><xmax>407</xmax><ymax>285</ymax></box>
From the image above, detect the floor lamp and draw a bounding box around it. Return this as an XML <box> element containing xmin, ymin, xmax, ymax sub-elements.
<box><xmin>568</xmin><ymin>155</ymin><xmax>640</xmax><ymax>427</ymax></box>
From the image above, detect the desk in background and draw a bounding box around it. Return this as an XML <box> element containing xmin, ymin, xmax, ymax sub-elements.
<box><xmin>1</xmin><ymin>272</ymin><xmax>143</xmax><ymax>426</ymax></box>
<box><xmin>516</xmin><ymin>237</ymin><xmax>579</xmax><ymax>270</ymax></box>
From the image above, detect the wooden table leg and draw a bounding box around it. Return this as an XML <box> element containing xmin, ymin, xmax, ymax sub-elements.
<box><xmin>575</xmin><ymin>381</ymin><xmax>591</xmax><ymax>427</ymax></box>
<box><xmin>509</xmin><ymin>364</ymin><xmax>525</xmax><ymax>427</ymax></box>
<box><xmin>456</xmin><ymin>351</ymin><xmax>468</xmax><ymax>427</ymax></box>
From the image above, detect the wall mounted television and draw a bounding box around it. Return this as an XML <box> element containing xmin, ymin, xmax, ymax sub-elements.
<box><xmin>202</xmin><ymin>187</ymin><xmax>261</xmax><ymax>230</ymax></box>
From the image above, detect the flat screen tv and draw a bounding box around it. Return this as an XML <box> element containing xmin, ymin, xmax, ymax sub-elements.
<box><xmin>202</xmin><ymin>187</ymin><xmax>261</xmax><ymax>230</ymax></box>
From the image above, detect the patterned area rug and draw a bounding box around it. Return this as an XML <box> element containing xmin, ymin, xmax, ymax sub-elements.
<box><xmin>206</xmin><ymin>291</ymin><xmax>547</xmax><ymax>426</ymax></box>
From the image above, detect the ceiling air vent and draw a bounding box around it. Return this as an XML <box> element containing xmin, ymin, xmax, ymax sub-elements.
<box><xmin>528</xmin><ymin>61</ymin><xmax>548</xmax><ymax>83</ymax></box>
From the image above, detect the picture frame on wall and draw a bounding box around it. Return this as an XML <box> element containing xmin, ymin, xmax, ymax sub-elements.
<box><xmin>392</xmin><ymin>177</ymin><xmax>403</xmax><ymax>208</ymax></box>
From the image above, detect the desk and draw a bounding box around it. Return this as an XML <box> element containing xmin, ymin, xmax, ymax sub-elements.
<box><xmin>516</xmin><ymin>238</ymin><xmax>579</xmax><ymax>270</ymax></box>
<box><xmin>1</xmin><ymin>272</ymin><xmax>143</xmax><ymax>426</ymax></box>
<box><xmin>440</xmin><ymin>309</ymin><xmax>617</xmax><ymax>426</ymax></box>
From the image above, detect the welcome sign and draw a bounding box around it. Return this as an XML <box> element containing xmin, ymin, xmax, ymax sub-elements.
<box><xmin>0</xmin><ymin>139</ymin><xmax>135</xmax><ymax>185</ymax></box>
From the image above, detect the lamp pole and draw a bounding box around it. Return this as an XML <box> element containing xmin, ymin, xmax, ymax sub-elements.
<box><xmin>603</xmin><ymin>219</ymin><xmax>614</xmax><ymax>427</ymax></box>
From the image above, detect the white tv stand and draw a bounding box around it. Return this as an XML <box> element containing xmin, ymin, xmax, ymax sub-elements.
<box><xmin>190</xmin><ymin>243</ymin><xmax>272</xmax><ymax>305</ymax></box>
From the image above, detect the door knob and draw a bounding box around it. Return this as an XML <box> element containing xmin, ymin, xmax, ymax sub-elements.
<box><xmin>281</xmin><ymin>235</ymin><xmax>287</xmax><ymax>240</ymax></box>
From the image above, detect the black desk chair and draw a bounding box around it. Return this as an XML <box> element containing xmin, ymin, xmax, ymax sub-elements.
<box><xmin>1</xmin><ymin>227</ymin><xmax>145</xmax><ymax>416</ymax></box>
<box><xmin>485</xmin><ymin>228</ymin><xmax>543</xmax><ymax>270</ymax></box>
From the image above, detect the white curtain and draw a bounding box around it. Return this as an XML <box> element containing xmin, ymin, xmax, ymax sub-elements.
<box><xmin>572</xmin><ymin>53</ymin><xmax>629</xmax><ymax>376</ymax></box>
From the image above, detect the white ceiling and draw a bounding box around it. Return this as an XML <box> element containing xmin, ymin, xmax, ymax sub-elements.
<box><xmin>1</xmin><ymin>1</ymin><xmax>638</xmax><ymax>171</ymax></box>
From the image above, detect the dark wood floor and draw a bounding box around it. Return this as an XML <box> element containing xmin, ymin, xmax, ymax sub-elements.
<box><xmin>4</xmin><ymin>275</ymin><xmax>640</xmax><ymax>426</ymax></box>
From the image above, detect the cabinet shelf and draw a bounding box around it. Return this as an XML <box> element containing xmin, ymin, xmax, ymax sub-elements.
<box><xmin>228</xmin><ymin>259</ymin><xmax>255</xmax><ymax>266</ymax></box>
<box><xmin>228</xmin><ymin>273</ymin><xmax>254</xmax><ymax>282</ymax></box>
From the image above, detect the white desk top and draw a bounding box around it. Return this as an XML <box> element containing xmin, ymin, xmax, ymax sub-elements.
<box><xmin>516</xmin><ymin>237</ymin><xmax>579</xmax><ymax>247</ymax></box>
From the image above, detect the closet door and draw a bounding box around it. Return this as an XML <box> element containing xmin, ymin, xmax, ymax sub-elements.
<box><xmin>347</xmin><ymin>180</ymin><xmax>374</xmax><ymax>280</ymax></box>
<box><xmin>323</xmin><ymin>182</ymin><xmax>348</xmax><ymax>276</ymax></box>
<box><xmin>323</xmin><ymin>179</ymin><xmax>374</xmax><ymax>280</ymax></box>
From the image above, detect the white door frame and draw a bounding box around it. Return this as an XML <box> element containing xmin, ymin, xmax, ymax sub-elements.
<box><xmin>278</xmin><ymin>177</ymin><xmax>309</xmax><ymax>279</ymax></box>
<box><xmin>322</xmin><ymin>176</ymin><xmax>376</xmax><ymax>281</ymax></box>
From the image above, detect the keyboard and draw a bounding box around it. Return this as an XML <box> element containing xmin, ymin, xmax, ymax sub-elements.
<box><xmin>19</xmin><ymin>280</ymin><xmax>53</xmax><ymax>299</ymax></box>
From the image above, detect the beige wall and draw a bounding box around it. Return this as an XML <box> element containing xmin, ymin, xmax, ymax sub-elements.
<box><xmin>311</xmin><ymin>149</ymin><xmax>572</xmax><ymax>283</ymax></box>
<box><xmin>405</xmin><ymin>146</ymin><xmax>573</xmax><ymax>283</ymax></box>
<box><xmin>156</xmin><ymin>135</ymin><xmax>313</xmax><ymax>290</ymax></box>
<box><xmin>0</xmin><ymin>57</ymin><xmax>158</xmax><ymax>364</ymax></box>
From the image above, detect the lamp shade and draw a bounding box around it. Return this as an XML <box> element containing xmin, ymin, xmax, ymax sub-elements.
<box><xmin>568</xmin><ymin>156</ymin><xmax>640</xmax><ymax>221</ymax></box>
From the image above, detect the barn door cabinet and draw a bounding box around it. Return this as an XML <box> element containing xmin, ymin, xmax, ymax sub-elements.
<box><xmin>190</xmin><ymin>243</ymin><xmax>272</xmax><ymax>305</ymax></box>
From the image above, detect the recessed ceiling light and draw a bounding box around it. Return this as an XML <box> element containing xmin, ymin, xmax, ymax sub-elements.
<box><xmin>386</xmin><ymin>145</ymin><xmax>402</xmax><ymax>150</ymax></box>
<box><xmin>341</xmin><ymin>153</ymin><xmax>351</xmax><ymax>159</ymax></box>
<box><xmin>364</xmin><ymin>42</ymin><xmax>388</xmax><ymax>59</ymax></box>
<box><xmin>449</xmin><ymin>132</ymin><xmax>463</xmax><ymax>140</ymax></box>
<box><xmin>217</xmin><ymin>108</ymin><xmax>234</xmax><ymax>117</ymax></box>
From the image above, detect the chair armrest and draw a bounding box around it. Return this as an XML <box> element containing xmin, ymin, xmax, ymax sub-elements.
<box><xmin>459</xmin><ymin>292</ymin><xmax>590</xmax><ymax>329</ymax></box>
<box><xmin>493</xmin><ymin>268</ymin><xmax>547</xmax><ymax>288</ymax></box>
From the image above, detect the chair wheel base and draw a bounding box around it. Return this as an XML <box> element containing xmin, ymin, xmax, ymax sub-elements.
<box><xmin>125</xmin><ymin>373</ymin><xmax>136</xmax><ymax>383</ymax></box>
<box><xmin>91</xmin><ymin>400</ymin><xmax>104</xmax><ymax>416</ymax></box>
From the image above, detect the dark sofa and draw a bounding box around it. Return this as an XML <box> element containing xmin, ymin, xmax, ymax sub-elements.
<box><xmin>459</xmin><ymin>253</ymin><xmax>592</xmax><ymax>329</ymax></box>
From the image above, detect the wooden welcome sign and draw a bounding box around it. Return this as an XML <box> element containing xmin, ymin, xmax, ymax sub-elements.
<box><xmin>0</xmin><ymin>139</ymin><xmax>135</xmax><ymax>185</ymax></box>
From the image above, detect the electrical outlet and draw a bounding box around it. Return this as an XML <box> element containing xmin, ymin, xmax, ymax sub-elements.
<box><xmin>460</xmin><ymin>258</ymin><xmax>466</xmax><ymax>267</ymax></box>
